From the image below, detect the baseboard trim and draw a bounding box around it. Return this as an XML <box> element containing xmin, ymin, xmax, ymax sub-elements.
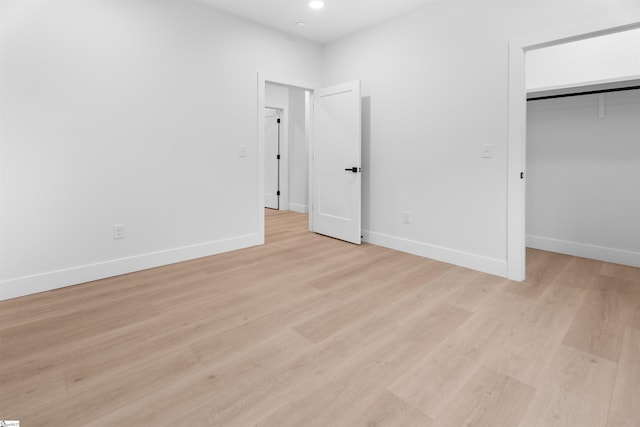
<box><xmin>362</xmin><ymin>230</ymin><xmax>507</xmax><ymax>277</ymax></box>
<box><xmin>0</xmin><ymin>233</ymin><xmax>261</xmax><ymax>301</ymax></box>
<box><xmin>526</xmin><ymin>235</ymin><xmax>640</xmax><ymax>267</ymax></box>
<box><xmin>288</xmin><ymin>203</ymin><xmax>309</xmax><ymax>214</ymax></box>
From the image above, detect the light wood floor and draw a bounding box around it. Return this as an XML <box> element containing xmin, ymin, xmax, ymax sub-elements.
<box><xmin>1</xmin><ymin>209</ymin><xmax>639</xmax><ymax>426</ymax></box>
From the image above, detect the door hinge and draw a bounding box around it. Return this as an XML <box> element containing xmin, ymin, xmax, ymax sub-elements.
<box><xmin>277</xmin><ymin>191</ymin><xmax>281</xmax><ymax>196</ymax></box>
<box><xmin>520</xmin><ymin>172</ymin><xmax>524</xmax><ymax>179</ymax></box>
<box><xmin>277</xmin><ymin>154</ymin><xmax>280</xmax><ymax>160</ymax></box>
<box><xmin>277</xmin><ymin>118</ymin><xmax>281</xmax><ymax>123</ymax></box>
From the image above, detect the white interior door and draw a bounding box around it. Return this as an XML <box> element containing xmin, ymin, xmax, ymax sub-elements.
<box><xmin>264</xmin><ymin>108</ymin><xmax>280</xmax><ymax>209</ymax></box>
<box><xmin>312</xmin><ymin>81</ymin><xmax>361</xmax><ymax>244</ymax></box>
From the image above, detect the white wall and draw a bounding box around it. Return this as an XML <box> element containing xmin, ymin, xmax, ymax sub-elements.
<box><xmin>0</xmin><ymin>0</ymin><xmax>321</xmax><ymax>300</ymax></box>
<box><xmin>266</xmin><ymin>83</ymin><xmax>289</xmax><ymax>110</ymax></box>
<box><xmin>287</xmin><ymin>87</ymin><xmax>308</xmax><ymax>213</ymax></box>
<box><xmin>322</xmin><ymin>1</ymin><xmax>640</xmax><ymax>276</ymax></box>
<box><xmin>264</xmin><ymin>82</ymin><xmax>308</xmax><ymax>213</ymax></box>
<box><xmin>526</xmin><ymin>28</ymin><xmax>640</xmax><ymax>91</ymax></box>
<box><xmin>526</xmin><ymin>90</ymin><xmax>640</xmax><ymax>267</ymax></box>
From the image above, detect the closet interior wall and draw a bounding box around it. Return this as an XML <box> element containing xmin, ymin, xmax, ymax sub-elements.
<box><xmin>526</xmin><ymin>88</ymin><xmax>640</xmax><ymax>267</ymax></box>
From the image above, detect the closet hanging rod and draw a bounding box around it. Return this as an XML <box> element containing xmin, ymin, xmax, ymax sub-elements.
<box><xmin>527</xmin><ymin>85</ymin><xmax>640</xmax><ymax>102</ymax></box>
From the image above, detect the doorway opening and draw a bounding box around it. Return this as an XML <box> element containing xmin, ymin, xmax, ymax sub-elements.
<box><xmin>525</xmin><ymin>30</ymin><xmax>640</xmax><ymax>268</ymax></box>
<box><xmin>263</xmin><ymin>82</ymin><xmax>310</xmax><ymax>214</ymax></box>
<box><xmin>257</xmin><ymin>73</ymin><xmax>317</xmax><ymax>244</ymax></box>
<box><xmin>257</xmin><ymin>73</ymin><xmax>363</xmax><ymax>246</ymax></box>
<box><xmin>507</xmin><ymin>19</ymin><xmax>640</xmax><ymax>280</ymax></box>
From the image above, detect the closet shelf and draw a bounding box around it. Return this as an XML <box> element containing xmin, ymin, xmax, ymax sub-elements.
<box><xmin>527</xmin><ymin>75</ymin><xmax>640</xmax><ymax>101</ymax></box>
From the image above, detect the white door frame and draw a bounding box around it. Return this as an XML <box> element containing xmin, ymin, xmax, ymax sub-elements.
<box><xmin>257</xmin><ymin>72</ymin><xmax>319</xmax><ymax>242</ymax></box>
<box><xmin>506</xmin><ymin>17</ymin><xmax>640</xmax><ymax>281</ymax></box>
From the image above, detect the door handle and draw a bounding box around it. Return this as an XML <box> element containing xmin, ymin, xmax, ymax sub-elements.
<box><xmin>344</xmin><ymin>167</ymin><xmax>360</xmax><ymax>173</ymax></box>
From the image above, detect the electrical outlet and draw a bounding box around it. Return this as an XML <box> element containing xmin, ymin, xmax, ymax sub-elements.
<box><xmin>402</xmin><ymin>211</ymin><xmax>411</xmax><ymax>224</ymax></box>
<box><xmin>113</xmin><ymin>224</ymin><xmax>125</xmax><ymax>240</ymax></box>
<box><xmin>481</xmin><ymin>144</ymin><xmax>494</xmax><ymax>158</ymax></box>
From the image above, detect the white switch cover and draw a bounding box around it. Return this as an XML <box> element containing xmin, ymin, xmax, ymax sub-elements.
<box><xmin>481</xmin><ymin>144</ymin><xmax>494</xmax><ymax>158</ymax></box>
<box><xmin>239</xmin><ymin>146</ymin><xmax>247</xmax><ymax>157</ymax></box>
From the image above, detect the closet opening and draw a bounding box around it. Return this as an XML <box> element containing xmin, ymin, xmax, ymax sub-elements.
<box><xmin>524</xmin><ymin>28</ymin><xmax>640</xmax><ymax>270</ymax></box>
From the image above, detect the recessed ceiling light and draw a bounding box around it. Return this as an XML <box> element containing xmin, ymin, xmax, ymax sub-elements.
<box><xmin>309</xmin><ymin>1</ymin><xmax>324</xmax><ymax>10</ymax></box>
<box><xmin>296</xmin><ymin>22</ymin><xmax>306</xmax><ymax>27</ymax></box>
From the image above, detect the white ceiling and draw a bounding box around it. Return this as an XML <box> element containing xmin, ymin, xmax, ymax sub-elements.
<box><xmin>195</xmin><ymin>0</ymin><xmax>439</xmax><ymax>44</ymax></box>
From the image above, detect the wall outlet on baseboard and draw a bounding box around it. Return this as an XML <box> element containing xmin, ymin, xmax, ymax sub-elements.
<box><xmin>481</xmin><ymin>144</ymin><xmax>494</xmax><ymax>158</ymax></box>
<box><xmin>402</xmin><ymin>211</ymin><xmax>411</xmax><ymax>224</ymax></box>
<box><xmin>113</xmin><ymin>224</ymin><xmax>125</xmax><ymax>239</ymax></box>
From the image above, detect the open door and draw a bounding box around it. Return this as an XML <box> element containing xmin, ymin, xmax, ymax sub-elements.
<box><xmin>264</xmin><ymin>108</ymin><xmax>280</xmax><ymax>209</ymax></box>
<box><xmin>311</xmin><ymin>81</ymin><xmax>362</xmax><ymax>244</ymax></box>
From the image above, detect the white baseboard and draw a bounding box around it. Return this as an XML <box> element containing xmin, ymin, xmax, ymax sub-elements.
<box><xmin>0</xmin><ymin>233</ymin><xmax>261</xmax><ymax>301</ymax></box>
<box><xmin>288</xmin><ymin>203</ymin><xmax>309</xmax><ymax>214</ymax></box>
<box><xmin>362</xmin><ymin>230</ymin><xmax>507</xmax><ymax>277</ymax></box>
<box><xmin>526</xmin><ymin>235</ymin><xmax>640</xmax><ymax>267</ymax></box>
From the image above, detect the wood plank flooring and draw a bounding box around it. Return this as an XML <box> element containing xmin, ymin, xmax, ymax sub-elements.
<box><xmin>1</xmin><ymin>209</ymin><xmax>639</xmax><ymax>426</ymax></box>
